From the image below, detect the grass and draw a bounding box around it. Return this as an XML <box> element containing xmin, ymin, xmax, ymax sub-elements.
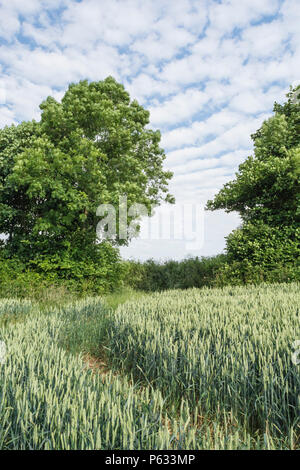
<box><xmin>103</xmin><ymin>287</ymin><xmax>148</xmax><ymax>310</ymax></box>
<box><xmin>0</xmin><ymin>283</ymin><xmax>299</xmax><ymax>449</ymax></box>
<box><xmin>107</xmin><ymin>283</ymin><xmax>300</xmax><ymax>445</ymax></box>
<box><xmin>0</xmin><ymin>298</ymin><xmax>34</xmax><ymax>327</ymax></box>
<box><xmin>58</xmin><ymin>297</ymin><xmax>112</xmax><ymax>358</ymax></box>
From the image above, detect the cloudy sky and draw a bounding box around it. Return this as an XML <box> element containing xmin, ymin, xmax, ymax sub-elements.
<box><xmin>0</xmin><ymin>0</ymin><xmax>299</xmax><ymax>260</ymax></box>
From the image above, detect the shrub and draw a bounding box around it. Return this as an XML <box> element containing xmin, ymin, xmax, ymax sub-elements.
<box><xmin>0</xmin><ymin>242</ymin><xmax>126</xmax><ymax>299</ymax></box>
<box><xmin>123</xmin><ymin>255</ymin><xmax>227</xmax><ymax>291</ymax></box>
<box><xmin>226</xmin><ymin>222</ymin><xmax>299</xmax><ymax>269</ymax></box>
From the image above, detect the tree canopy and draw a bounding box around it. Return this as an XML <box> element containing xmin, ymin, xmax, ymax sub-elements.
<box><xmin>0</xmin><ymin>77</ymin><xmax>174</xmax><ymax>260</ymax></box>
<box><xmin>206</xmin><ymin>84</ymin><xmax>300</xmax><ymax>273</ymax></box>
<box><xmin>206</xmin><ymin>85</ymin><xmax>300</xmax><ymax>227</ymax></box>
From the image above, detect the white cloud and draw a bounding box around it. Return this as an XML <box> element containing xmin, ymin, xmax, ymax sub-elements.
<box><xmin>0</xmin><ymin>5</ymin><xmax>20</xmax><ymax>41</ymax></box>
<box><xmin>149</xmin><ymin>88</ymin><xmax>209</xmax><ymax>126</ymax></box>
<box><xmin>208</xmin><ymin>0</ymin><xmax>280</xmax><ymax>34</ymax></box>
<box><xmin>241</xmin><ymin>21</ymin><xmax>288</xmax><ymax>58</ymax></box>
<box><xmin>229</xmin><ymin>86</ymin><xmax>284</xmax><ymax>114</ymax></box>
<box><xmin>0</xmin><ymin>106</ymin><xmax>16</xmax><ymax>128</ymax></box>
<box><xmin>125</xmin><ymin>74</ymin><xmax>179</xmax><ymax>103</ymax></box>
<box><xmin>165</xmin><ymin>113</ymin><xmax>269</xmax><ymax>166</ymax></box>
<box><xmin>131</xmin><ymin>25</ymin><xmax>195</xmax><ymax>63</ymax></box>
<box><xmin>162</xmin><ymin>109</ymin><xmax>242</xmax><ymax>149</ymax></box>
<box><xmin>59</xmin><ymin>0</ymin><xmax>159</xmax><ymax>48</ymax></box>
<box><xmin>1</xmin><ymin>76</ymin><xmax>56</xmax><ymax>122</ymax></box>
<box><xmin>167</xmin><ymin>149</ymin><xmax>249</xmax><ymax>176</ymax></box>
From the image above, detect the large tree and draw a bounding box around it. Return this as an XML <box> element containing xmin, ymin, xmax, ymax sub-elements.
<box><xmin>206</xmin><ymin>85</ymin><xmax>300</xmax><ymax>273</ymax></box>
<box><xmin>0</xmin><ymin>77</ymin><xmax>174</xmax><ymax>260</ymax></box>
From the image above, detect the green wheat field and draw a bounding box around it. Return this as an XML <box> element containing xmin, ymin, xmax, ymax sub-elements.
<box><xmin>0</xmin><ymin>283</ymin><xmax>299</xmax><ymax>450</ymax></box>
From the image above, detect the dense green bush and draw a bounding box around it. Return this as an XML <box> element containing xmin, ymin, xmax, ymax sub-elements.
<box><xmin>226</xmin><ymin>222</ymin><xmax>299</xmax><ymax>268</ymax></box>
<box><xmin>1</xmin><ymin>248</ymin><xmax>297</xmax><ymax>298</ymax></box>
<box><xmin>123</xmin><ymin>250</ymin><xmax>299</xmax><ymax>291</ymax></box>
<box><xmin>214</xmin><ymin>261</ymin><xmax>299</xmax><ymax>286</ymax></box>
<box><xmin>123</xmin><ymin>255</ymin><xmax>227</xmax><ymax>291</ymax></box>
<box><xmin>213</xmin><ymin>222</ymin><xmax>300</xmax><ymax>285</ymax></box>
<box><xmin>0</xmin><ymin>242</ymin><xmax>126</xmax><ymax>298</ymax></box>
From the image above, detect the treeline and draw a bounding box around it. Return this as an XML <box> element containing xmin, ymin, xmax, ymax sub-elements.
<box><xmin>0</xmin><ymin>81</ymin><xmax>299</xmax><ymax>299</ymax></box>
<box><xmin>0</xmin><ymin>249</ymin><xmax>298</xmax><ymax>299</ymax></box>
<box><xmin>124</xmin><ymin>255</ymin><xmax>227</xmax><ymax>291</ymax></box>
<box><xmin>124</xmin><ymin>255</ymin><xmax>299</xmax><ymax>292</ymax></box>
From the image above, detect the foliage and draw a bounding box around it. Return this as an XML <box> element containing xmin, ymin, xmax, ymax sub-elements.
<box><xmin>214</xmin><ymin>261</ymin><xmax>299</xmax><ymax>286</ymax></box>
<box><xmin>225</xmin><ymin>222</ymin><xmax>299</xmax><ymax>272</ymax></box>
<box><xmin>0</xmin><ymin>242</ymin><xmax>125</xmax><ymax>298</ymax></box>
<box><xmin>0</xmin><ymin>77</ymin><xmax>173</xmax><ymax>261</ymax></box>
<box><xmin>216</xmin><ymin>219</ymin><xmax>299</xmax><ymax>287</ymax></box>
<box><xmin>123</xmin><ymin>255</ymin><xmax>227</xmax><ymax>291</ymax></box>
<box><xmin>206</xmin><ymin>85</ymin><xmax>300</xmax><ymax>227</ymax></box>
<box><xmin>206</xmin><ymin>85</ymin><xmax>300</xmax><ymax>277</ymax></box>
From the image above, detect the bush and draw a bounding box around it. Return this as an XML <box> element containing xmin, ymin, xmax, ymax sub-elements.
<box><xmin>214</xmin><ymin>222</ymin><xmax>300</xmax><ymax>286</ymax></box>
<box><xmin>0</xmin><ymin>242</ymin><xmax>126</xmax><ymax>299</ymax></box>
<box><xmin>214</xmin><ymin>260</ymin><xmax>300</xmax><ymax>286</ymax></box>
<box><xmin>123</xmin><ymin>249</ymin><xmax>299</xmax><ymax>291</ymax></box>
<box><xmin>226</xmin><ymin>222</ymin><xmax>299</xmax><ymax>269</ymax></box>
<box><xmin>123</xmin><ymin>255</ymin><xmax>227</xmax><ymax>291</ymax></box>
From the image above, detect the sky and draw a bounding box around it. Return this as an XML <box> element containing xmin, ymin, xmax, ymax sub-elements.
<box><xmin>0</xmin><ymin>0</ymin><xmax>299</xmax><ymax>261</ymax></box>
